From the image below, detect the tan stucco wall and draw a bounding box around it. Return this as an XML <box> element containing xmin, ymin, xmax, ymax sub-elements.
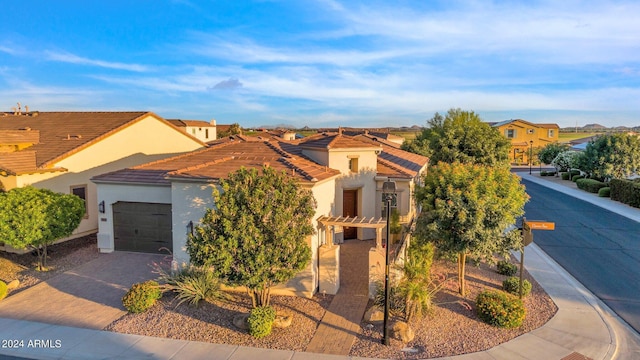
<box><xmin>15</xmin><ymin>114</ymin><xmax>203</xmax><ymax>239</ymax></box>
<box><xmin>301</xmin><ymin>148</ymin><xmax>329</xmax><ymax>166</ymax></box>
<box><xmin>95</xmin><ymin>183</ymin><xmax>172</xmax><ymax>252</ymax></box>
<box><xmin>184</xmin><ymin>125</ymin><xmax>216</xmax><ymax>143</ymax></box>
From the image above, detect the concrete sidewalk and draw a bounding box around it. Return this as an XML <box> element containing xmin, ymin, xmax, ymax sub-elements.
<box><xmin>1</xmin><ymin>172</ymin><xmax>639</xmax><ymax>359</ymax></box>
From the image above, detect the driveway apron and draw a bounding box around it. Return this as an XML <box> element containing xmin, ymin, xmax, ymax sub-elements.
<box><xmin>0</xmin><ymin>252</ymin><xmax>165</xmax><ymax>330</ymax></box>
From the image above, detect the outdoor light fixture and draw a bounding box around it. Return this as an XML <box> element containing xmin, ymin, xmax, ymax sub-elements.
<box><xmin>98</xmin><ymin>201</ymin><xmax>105</xmax><ymax>214</ymax></box>
<box><xmin>382</xmin><ymin>179</ymin><xmax>396</xmax><ymax>346</ymax></box>
<box><xmin>187</xmin><ymin>221</ymin><xmax>194</xmax><ymax>235</ymax></box>
<box><xmin>529</xmin><ymin>140</ymin><xmax>534</xmax><ymax>175</ymax></box>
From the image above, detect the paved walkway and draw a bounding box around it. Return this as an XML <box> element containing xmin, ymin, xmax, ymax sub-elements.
<box><xmin>0</xmin><ymin>252</ymin><xmax>165</xmax><ymax>329</ymax></box>
<box><xmin>305</xmin><ymin>239</ymin><xmax>372</xmax><ymax>355</ymax></box>
<box><xmin>1</xmin><ymin>173</ymin><xmax>640</xmax><ymax>359</ymax></box>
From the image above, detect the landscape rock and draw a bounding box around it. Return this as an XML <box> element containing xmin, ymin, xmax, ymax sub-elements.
<box><xmin>364</xmin><ymin>306</ymin><xmax>384</xmax><ymax>323</ymax></box>
<box><xmin>232</xmin><ymin>313</ymin><xmax>250</xmax><ymax>330</ymax></box>
<box><xmin>6</xmin><ymin>280</ymin><xmax>20</xmax><ymax>292</ymax></box>
<box><xmin>273</xmin><ymin>313</ymin><xmax>293</xmax><ymax>328</ymax></box>
<box><xmin>391</xmin><ymin>320</ymin><xmax>415</xmax><ymax>343</ymax></box>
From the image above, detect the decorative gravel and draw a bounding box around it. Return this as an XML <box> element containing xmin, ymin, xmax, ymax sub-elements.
<box><xmin>0</xmin><ymin>235</ymin><xmax>100</xmax><ymax>294</ymax></box>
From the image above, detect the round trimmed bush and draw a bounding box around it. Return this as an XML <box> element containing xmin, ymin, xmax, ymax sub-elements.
<box><xmin>598</xmin><ymin>187</ymin><xmax>611</xmax><ymax>197</ymax></box>
<box><xmin>572</xmin><ymin>175</ymin><xmax>584</xmax><ymax>182</ymax></box>
<box><xmin>122</xmin><ymin>280</ymin><xmax>162</xmax><ymax>313</ymax></box>
<box><xmin>561</xmin><ymin>172</ymin><xmax>570</xmax><ymax>180</ymax></box>
<box><xmin>476</xmin><ymin>290</ymin><xmax>526</xmax><ymax>328</ymax></box>
<box><xmin>248</xmin><ymin>305</ymin><xmax>277</xmax><ymax>338</ymax></box>
<box><xmin>0</xmin><ymin>280</ymin><xmax>7</xmax><ymax>301</ymax></box>
<box><xmin>496</xmin><ymin>260</ymin><xmax>518</xmax><ymax>276</ymax></box>
<box><xmin>502</xmin><ymin>277</ymin><xmax>532</xmax><ymax>297</ymax></box>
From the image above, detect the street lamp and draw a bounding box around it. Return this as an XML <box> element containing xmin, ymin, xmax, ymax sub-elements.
<box><xmin>529</xmin><ymin>140</ymin><xmax>534</xmax><ymax>175</ymax></box>
<box><xmin>381</xmin><ymin>179</ymin><xmax>396</xmax><ymax>345</ymax></box>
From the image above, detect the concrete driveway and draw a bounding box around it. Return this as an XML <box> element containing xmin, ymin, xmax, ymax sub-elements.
<box><xmin>0</xmin><ymin>252</ymin><xmax>166</xmax><ymax>329</ymax></box>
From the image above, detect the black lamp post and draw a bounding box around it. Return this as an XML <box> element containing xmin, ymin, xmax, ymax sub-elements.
<box><xmin>529</xmin><ymin>140</ymin><xmax>533</xmax><ymax>175</ymax></box>
<box><xmin>381</xmin><ymin>179</ymin><xmax>396</xmax><ymax>345</ymax></box>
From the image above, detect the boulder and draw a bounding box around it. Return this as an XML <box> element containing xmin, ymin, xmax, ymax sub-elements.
<box><xmin>232</xmin><ymin>313</ymin><xmax>250</xmax><ymax>330</ymax></box>
<box><xmin>391</xmin><ymin>321</ymin><xmax>415</xmax><ymax>343</ymax></box>
<box><xmin>364</xmin><ymin>306</ymin><xmax>384</xmax><ymax>323</ymax></box>
<box><xmin>273</xmin><ymin>313</ymin><xmax>293</xmax><ymax>328</ymax></box>
<box><xmin>6</xmin><ymin>280</ymin><xmax>19</xmax><ymax>292</ymax></box>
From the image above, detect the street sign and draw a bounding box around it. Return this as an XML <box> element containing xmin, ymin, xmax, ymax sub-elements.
<box><xmin>525</xmin><ymin>221</ymin><xmax>555</xmax><ymax>230</ymax></box>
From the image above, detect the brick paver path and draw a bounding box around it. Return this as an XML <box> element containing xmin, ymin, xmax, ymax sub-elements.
<box><xmin>305</xmin><ymin>239</ymin><xmax>373</xmax><ymax>355</ymax></box>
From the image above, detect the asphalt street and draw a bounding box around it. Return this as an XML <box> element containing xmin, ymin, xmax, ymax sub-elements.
<box><xmin>522</xmin><ymin>178</ymin><xmax>640</xmax><ymax>334</ymax></box>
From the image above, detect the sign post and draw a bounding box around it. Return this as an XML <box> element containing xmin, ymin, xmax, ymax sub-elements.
<box><xmin>519</xmin><ymin>218</ymin><xmax>554</xmax><ymax>299</ymax></box>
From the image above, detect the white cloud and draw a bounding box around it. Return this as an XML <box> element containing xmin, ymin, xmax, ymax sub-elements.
<box><xmin>45</xmin><ymin>51</ymin><xmax>151</xmax><ymax>72</ymax></box>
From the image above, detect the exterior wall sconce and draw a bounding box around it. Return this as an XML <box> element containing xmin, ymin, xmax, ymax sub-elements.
<box><xmin>98</xmin><ymin>201</ymin><xmax>105</xmax><ymax>214</ymax></box>
<box><xmin>187</xmin><ymin>221</ymin><xmax>194</xmax><ymax>235</ymax></box>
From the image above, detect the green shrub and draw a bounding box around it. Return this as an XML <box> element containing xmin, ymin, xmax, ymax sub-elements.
<box><xmin>576</xmin><ymin>178</ymin><xmax>608</xmax><ymax>193</ymax></box>
<box><xmin>476</xmin><ymin>290</ymin><xmax>526</xmax><ymax>328</ymax></box>
<box><xmin>248</xmin><ymin>305</ymin><xmax>277</xmax><ymax>338</ymax></box>
<box><xmin>561</xmin><ymin>172</ymin><xmax>570</xmax><ymax>180</ymax></box>
<box><xmin>502</xmin><ymin>277</ymin><xmax>532</xmax><ymax>297</ymax></box>
<box><xmin>122</xmin><ymin>280</ymin><xmax>162</xmax><ymax>313</ymax></box>
<box><xmin>496</xmin><ymin>260</ymin><xmax>518</xmax><ymax>276</ymax></box>
<box><xmin>161</xmin><ymin>266</ymin><xmax>229</xmax><ymax>307</ymax></box>
<box><xmin>610</xmin><ymin>179</ymin><xmax>640</xmax><ymax>208</ymax></box>
<box><xmin>540</xmin><ymin>171</ymin><xmax>556</xmax><ymax>177</ymax></box>
<box><xmin>0</xmin><ymin>281</ymin><xmax>7</xmax><ymax>301</ymax></box>
<box><xmin>572</xmin><ymin>175</ymin><xmax>584</xmax><ymax>182</ymax></box>
<box><xmin>570</xmin><ymin>170</ymin><xmax>580</xmax><ymax>176</ymax></box>
<box><xmin>598</xmin><ymin>187</ymin><xmax>611</xmax><ymax>197</ymax></box>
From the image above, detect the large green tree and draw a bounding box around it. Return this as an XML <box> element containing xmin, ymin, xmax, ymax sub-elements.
<box><xmin>578</xmin><ymin>134</ymin><xmax>640</xmax><ymax>181</ymax></box>
<box><xmin>538</xmin><ymin>142</ymin><xmax>570</xmax><ymax>165</ymax></box>
<box><xmin>0</xmin><ymin>186</ymin><xmax>86</xmax><ymax>271</ymax></box>
<box><xmin>402</xmin><ymin>108</ymin><xmax>510</xmax><ymax>167</ymax></box>
<box><xmin>187</xmin><ymin>165</ymin><xmax>315</xmax><ymax>307</ymax></box>
<box><xmin>414</xmin><ymin>162</ymin><xmax>529</xmax><ymax>296</ymax></box>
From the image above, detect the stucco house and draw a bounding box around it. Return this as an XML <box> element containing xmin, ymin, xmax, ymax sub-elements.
<box><xmin>167</xmin><ymin>119</ymin><xmax>217</xmax><ymax>143</ymax></box>
<box><xmin>490</xmin><ymin>119</ymin><xmax>560</xmax><ymax>164</ymax></box>
<box><xmin>0</xmin><ymin>111</ymin><xmax>205</xmax><ymax>251</ymax></box>
<box><xmin>92</xmin><ymin>131</ymin><xmax>429</xmax><ymax>298</ymax></box>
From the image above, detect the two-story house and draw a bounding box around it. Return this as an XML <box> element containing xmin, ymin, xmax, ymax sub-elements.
<box><xmin>92</xmin><ymin>131</ymin><xmax>429</xmax><ymax>298</ymax></box>
<box><xmin>490</xmin><ymin>119</ymin><xmax>560</xmax><ymax>164</ymax></box>
<box><xmin>0</xmin><ymin>111</ymin><xmax>205</xmax><ymax>252</ymax></box>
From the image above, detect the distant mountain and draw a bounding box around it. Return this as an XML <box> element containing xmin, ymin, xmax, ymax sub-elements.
<box><xmin>582</xmin><ymin>123</ymin><xmax>607</xmax><ymax>130</ymax></box>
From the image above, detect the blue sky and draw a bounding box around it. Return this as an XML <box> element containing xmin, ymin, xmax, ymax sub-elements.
<box><xmin>1</xmin><ymin>1</ymin><xmax>639</xmax><ymax>128</ymax></box>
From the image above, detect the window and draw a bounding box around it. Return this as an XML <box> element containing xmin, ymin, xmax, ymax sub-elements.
<box><xmin>381</xmin><ymin>193</ymin><xmax>398</xmax><ymax>218</ymax></box>
<box><xmin>70</xmin><ymin>185</ymin><xmax>88</xmax><ymax>218</ymax></box>
<box><xmin>527</xmin><ymin>128</ymin><xmax>534</xmax><ymax>134</ymax></box>
<box><xmin>192</xmin><ymin>128</ymin><xmax>196</xmax><ymax>135</ymax></box>
<box><xmin>548</xmin><ymin>129</ymin><xmax>555</xmax><ymax>138</ymax></box>
<box><xmin>348</xmin><ymin>157</ymin><xmax>359</xmax><ymax>173</ymax></box>
<box><xmin>505</xmin><ymin>129</ymin><xmax>516</xmax><ymax>138</ymax></box>
<box><xmin>205</xmin><ymin>129</ymin><xmax>209</xmax><ymax>139</ymax></box>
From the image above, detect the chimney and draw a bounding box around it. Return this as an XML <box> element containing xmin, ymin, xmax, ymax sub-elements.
<box><xmin>25</xmin><ymin>105</ymin><xmax>29</xmax><ymax>114</ymax></box>
<box><xmin>17</xmin><ymin>102</ymin><xmax>21</xmax><ymax>115</ymax></box>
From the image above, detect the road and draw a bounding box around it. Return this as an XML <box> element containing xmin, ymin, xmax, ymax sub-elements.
<box><xmin>522</xmin><ymin>179</ymin><xmax>640</xmax><ymax>333</ymax></box>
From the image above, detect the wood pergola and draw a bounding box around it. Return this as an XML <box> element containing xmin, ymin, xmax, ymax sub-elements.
<box><xmin>317</xmin><ymin>215</ymin><xmax>387</xmax><ymax>248</ymax></box>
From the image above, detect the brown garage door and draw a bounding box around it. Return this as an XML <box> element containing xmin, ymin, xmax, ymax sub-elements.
<box><xmin>113</xmin><ymin>202</ymin><xmax>173</xmax><ymax>254</ymax></box>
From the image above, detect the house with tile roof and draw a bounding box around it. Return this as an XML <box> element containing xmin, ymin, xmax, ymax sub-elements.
<box><xmin>0</xmin><ymin>111</ymin><xmax>205</xmax><ymax>251</ymax></box>
<box><xmin>490</xmin><ymin>119</ymin><xmax>560</xmax><ymax>164</ymax></box>
<box><xmin>167</xmin><ymin>119</ymin><xmax>216</xmax><ymax>143</ymax></box>
<box><xmin>92</xmin><ymin>131</ymin><xmax>429</xmax><ymax>298</ymax></box>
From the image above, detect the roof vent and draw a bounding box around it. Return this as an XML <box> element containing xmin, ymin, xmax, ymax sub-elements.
<box><xmin>65</xmin><ymin>134</ymin><xmax>83</xmax><ymax>140</ymax></box>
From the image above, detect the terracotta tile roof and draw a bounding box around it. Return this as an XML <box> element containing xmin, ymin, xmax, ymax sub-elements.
<box><xmin>93</xmin><ymin>138</ymin><xmax>341</xmax><ymax>185</ymax></box>
<box><xmin>167</xmin><ymin>119</ymin><xmax>214</xmax><ymax>127</ymax></box>
<box><xmin>298</xmin><ymin>132</ymin><xmax>381</xmax><ymax>150</ymax></box>
<box><xmin>0</xmin><ymin>129</ymin><xmax>40</xmax><ymax>145</ymax></box>
<box><xmin>353</xmin><ymin>134</ymin><xmax>429</xmax><ymax>178</ymax></box>
<box><xmin>0</xmin><ymin>112</ymin><xmax>154</xmax><ymax>169</ymax></box>
<box><xmin>0</xmin><ymin>151</ymin><xmax>38</xmax><ymax>174</ymax></box>
<box><xmin>535</xmin><ymin>123</ymin><xmax>560</xmax><ymax>129</ymax></box>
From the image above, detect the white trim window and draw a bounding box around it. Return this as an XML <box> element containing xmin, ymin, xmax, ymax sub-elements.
<box><xmin>70</xmin><ymin>184</ymin><xmax>89</xmax><ymax>219</ymax></box>
<box><xmin>548</xmin><ymin>129</ymin><xmax>555</xmax><ymax>138</ymax></box>
<box><xmin>505</xmin><ymin>129</ymin><xmax>516</xmax><ymax>138</ymax></box>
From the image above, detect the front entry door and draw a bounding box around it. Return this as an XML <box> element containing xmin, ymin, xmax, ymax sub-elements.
<box><xmin>343</xmin><ymin>190</ymin><xmax>358</xmax><ymax>239</ymax></box>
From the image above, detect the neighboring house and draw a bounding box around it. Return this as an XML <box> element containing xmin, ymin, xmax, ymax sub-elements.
<box><xmin>92</xmin><ymin>131</ymin><xmax>429</xmax><ymax>298</ymax></box>
<box><xmin>0</xmin><ymin>111</ymin><xmax>205</xmax><ymax>251</ymax></box>
<box><xmin>167</xmin><ymin>119</ymin><xmax>216</xmax><ymax>143</ymax></box>
<box><xmin>490</xmin><ymin>119</ymin><xmax>560</xmax><ymax>164</ymax></box>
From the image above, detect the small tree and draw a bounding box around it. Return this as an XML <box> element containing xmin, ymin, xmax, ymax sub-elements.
<box><xmin>187</xmin><ymin>165</ymin><xmax>315</xmax><ymax>308</ymax></box>
<box><xmin>414</xmin><ymin>162</ymin><xmax>528</xmax><ymax>296</ymax></box>
<box><xmin>401</xmin><ymin>108</ymin><xmax>511</xmax><ymax>168</ymax></box>
<box><xmin>538</xmin><ymin>143</ymin><xmax>570</xmax><ymax>165</ymax></box>
<box><xmin>0</xmin><ymin>186</ymin><xmax>85</xmax><ymax>271</ymax></box>
<box><xmin>551</xmin><ymin>151</ymin><xmax>580</xmax><ymax>173</ymax></box>
<box><xmin>218</xmin><ymin>123</ymin><xmax>243</xmax><ymax>137</ymax></box>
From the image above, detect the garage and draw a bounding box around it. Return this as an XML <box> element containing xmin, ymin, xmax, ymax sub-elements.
<box><xmin>113</xmin><ymin>202</ymin><xmax>173</xmax><ymax>254</ymax></box>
